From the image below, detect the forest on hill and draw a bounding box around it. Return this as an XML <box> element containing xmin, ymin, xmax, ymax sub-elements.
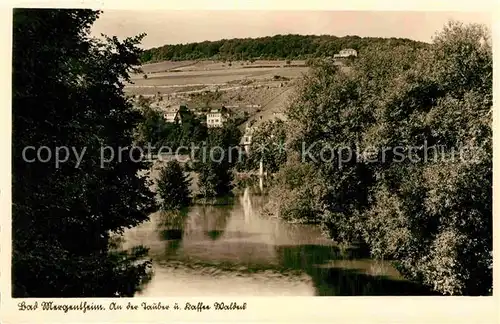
<box><xmin>140</xmin><ymin>34</ymin><xmax>430</xmax><ymax>62</ymax></box>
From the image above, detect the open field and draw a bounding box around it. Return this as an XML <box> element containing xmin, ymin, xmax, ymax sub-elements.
<box><xmin>128</xmin><ymin>67</ymin><xmax>306</xmax><ymax>87</ymax></box>
<box><xmin>126</xmin><ymin>60</ymin><xmax>312</xmax><ymax>127</ymax></box>
<box><xmin>127</xmin><ymin>60</ymin><xmax>348</xmax><ymax>127</ymax></box>
<box><xmin>138</xmin><ymin>60</ymin><xmax>308</xmax><ymax>74</ymax></box>
<box><xmin>131</xmin><ymin>67</ymin><xmax>307</xmax><ymax>84</ymax></box>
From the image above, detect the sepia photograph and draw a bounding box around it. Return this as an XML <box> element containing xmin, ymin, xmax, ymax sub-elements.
<box><xmin>10</xmin><ymin>7</ymin><xmax>492</xmax><ymax>302</ymax></box>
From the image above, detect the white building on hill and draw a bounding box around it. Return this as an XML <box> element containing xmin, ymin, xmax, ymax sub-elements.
<box><xmin>334</xmin><ymin>48</ymin><xmax>358</xmax><ymax>58</ymax></box>
<box><xmin>206</xmin><ymin>107</ymin><xmax>228</xmax><ymax>128</ymax></box>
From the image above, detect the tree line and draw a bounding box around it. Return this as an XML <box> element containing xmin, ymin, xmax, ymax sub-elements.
<box><xmin>140</xmin><ymin>34</ymin><xmax>429</xmax><ymax>63</ymax></box>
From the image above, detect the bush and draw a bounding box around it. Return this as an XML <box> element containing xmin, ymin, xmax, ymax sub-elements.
<box><xmin>263</xmin><ymin>154</ymin><xmax>326</xmax><ymax>224</ymax></box>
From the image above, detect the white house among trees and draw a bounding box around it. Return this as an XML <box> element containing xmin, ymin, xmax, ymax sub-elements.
<box><xmin>333</xmin><ymin>48</ymin><xmax>358</xmax><ymax>58</ymax></box>
<box><xmin>206</xmin><ymin>108</ymin><xmax>228</xmax><ymax>128</ymax></box>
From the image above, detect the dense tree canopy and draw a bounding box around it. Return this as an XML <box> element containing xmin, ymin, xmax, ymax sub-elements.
<box><xmin>141</xmin><ymin>34</ymin><xmax>429</xmax><ymax>63</ymax></box>
<box><xmin>266</xmin><ymin>21</ymin><xmax>492</xmax><ymax>295</ymax></box>
<box><xmin>194</xmin><ymin>122</ymin><xmax>242</xmax><ymax>198</ymax></box>
<box><xmin>12</xmin><ymin>9</ymin><xmax>156</xmax><ymax>297</ymax></box>
<box><xmin>157</xmin><ymin>160</ymin><xmax>191</xmax><ymax>210</ymax></box>
<box><xmin>134</xmin><ymin>101</ymin><xmax>208</xmax><ymax>152</ymax></box>
<box><xmin>248</xmin><ymin>119</ymin><xmax>287</xmax><ymax>173</ymax></box>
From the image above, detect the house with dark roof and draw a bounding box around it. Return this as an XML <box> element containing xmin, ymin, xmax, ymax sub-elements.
<box><xmin>163</xmin><ymin>105</ymin><xmax>188</xmax><ymax>123</ymax></box>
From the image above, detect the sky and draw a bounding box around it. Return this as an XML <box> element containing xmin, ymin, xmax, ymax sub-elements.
<box><xmin>90</xmin><ymin>11</ymin><xmax>491</xmax><ymax>49</ymax></box>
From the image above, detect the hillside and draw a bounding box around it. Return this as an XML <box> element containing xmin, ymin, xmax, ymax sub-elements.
<box><xmin>140</xmin><ymin>34</ymin><xmax>430</xmax><ymax>63</ymax></box>
<box><xmin>127</xmin><ymin>59</ymin><xmax>316</xmax><ymax>129</ymax></box>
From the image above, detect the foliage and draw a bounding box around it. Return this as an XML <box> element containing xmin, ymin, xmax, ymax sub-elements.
<box><xmin>140</xmin><ymin>34</ymin><xmax>429</xmax><ymax>63</ymax></box>
<box><xmin>263</xmin><ymin>152</ymin><xmax>327</xmax><ymax>224</ymax></box>
<box><xmin>267</xmin><ymin>21</ymin><xmax>492</xmax><ymax>295</ymax></box>
<box><xmin>134</xmin><ymin>103</ymin><xmax>169</xmax><ymax>147</ymax></box>
<box><xmin>134</xmin><ymin>103</ymin><xmax>207</xmax><ymax>152</ymax></box>
<box><xmin>194</xmin><ymin>122</ymin><xmax>242</xmax><ymax>197</ymax></box>
<box><xmin>157</xmin><ymin>160</ymin><xmax>191</xmax><ymax>210</ymax></box>
<box><xmin>248</xmin><ymin>119</ymin><xmax>287</xmax><ymax>173</ymax></box>
<box><xmin>12</xmin><ymin>9</ymin><xmax>157</xmax><ymax>297</ymax></box>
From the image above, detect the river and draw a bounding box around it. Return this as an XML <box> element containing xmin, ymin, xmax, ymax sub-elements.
<box><xmin>122</xmin><ymin>188</ymin><xmax>432</xmax><ymax>296</ymax></box>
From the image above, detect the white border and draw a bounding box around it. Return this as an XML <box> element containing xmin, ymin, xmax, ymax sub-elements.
<box><xmin>0</xmin><ymin>1</ymin><xmax>498</xmax><ymax>323</ymax></box>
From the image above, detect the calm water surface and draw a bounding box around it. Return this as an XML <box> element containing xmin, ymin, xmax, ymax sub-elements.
<box><xmin>122</xmin><ymin>188</ymin><xmax>430</xmax><ymax>296</ymax></box>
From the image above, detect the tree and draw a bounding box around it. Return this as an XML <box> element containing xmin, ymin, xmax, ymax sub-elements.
<box><xmin>12</xmin><ymin>9</ymin><xmax>157</xmax><ymax>297</ymax></box>
<box><xmin>197</xmin><ymin>163</ymin><xmax>220</xmax><ymax>198</ymax></box>
<box><xmin>157</xmin><ymin>161</ymin><xmax>191</xmax><ymax>210</ymax></box>
<box><xmin>249</xmin><ymin>119</ymin><xmax>287</xmax><ymax>173</ymax></box>
<box><xmin>134</xmin><ymin>102</ymin><xmax>207</xmax><ymax>152</ymax></box>
<box><xmin>195</xmin><ymin>122</ymin><xmax>242</xmax><ymax>198</ymax></box>
<box><xmin>134</xmin><ymin>103</ymin><xmax>170</xmax><ymax>148</ymax></box>
<box><xmin>263</xmin><ymin>152</ymin><xmax>327</xmax><ymax>225</ymax></box>
<box><xmin>177</xmin><ymin>107</ymin><xmax>208</xmax><ymax>147</ymax></box>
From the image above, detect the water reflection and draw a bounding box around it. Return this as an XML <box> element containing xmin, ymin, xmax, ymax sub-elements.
<box><xmin>122</xmin><ymin>188</ymin><xmax>434</xmax><ymax>296</ymax></box>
